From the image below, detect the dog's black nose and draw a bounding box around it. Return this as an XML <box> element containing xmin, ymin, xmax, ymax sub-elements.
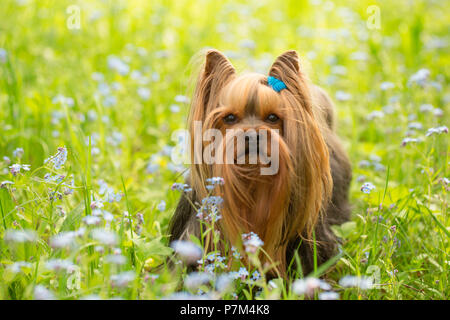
<box><xmin>244</xmin><ymin>134</ymin><xmax>259</xmax><ymax>154</ymax></box>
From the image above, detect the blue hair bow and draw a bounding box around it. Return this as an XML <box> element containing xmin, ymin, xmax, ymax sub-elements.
<box><xmin>267</xmin><ymin>76</ymin><xmax>287</xmax><ymax>92</ymax></box>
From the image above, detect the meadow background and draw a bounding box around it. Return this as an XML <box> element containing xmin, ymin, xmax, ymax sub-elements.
<box><xmin>0</xmin><ymin>0</ymin><xmax>448</xmax><ymax>300</ymax></box>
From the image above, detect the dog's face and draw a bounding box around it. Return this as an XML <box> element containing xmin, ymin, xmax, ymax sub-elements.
<box><xmin>203</xmin><ymin>73</ymin><xmax>288</xmax><ymax>172</ymax></box>
<box><xmin>217</xmin><ymin>75</ymin><xmax>284</xmax><ymax>136</ymax></box>
<box><xmin>188</xmin><ymin>49</ymin><xmax>333</xmax><ymax>275</ymax></box>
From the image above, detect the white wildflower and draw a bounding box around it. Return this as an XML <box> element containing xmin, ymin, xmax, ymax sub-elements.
<box><xmin>91</xmin><ymin>229</ymin><xmax>118</xmax><ymax>246</ymax></box>
<box><xmin>34</xmin><ymin>285</ymin><xmax>55</xmax><ymax>300</ymax></box>
<box><xmin>425</xmin><ymin>126</ymin><xmax>448</xmax><ymax>137</ymax></box>
<box><xmin>184</xmin><ymin>272</ymin><xmax>212</xmax><ymax>291</ymax></box>
<box><xmin>44</xmin><ymin>147</ymin><xmax>67</xmax><ymax>170</ymax></box>
<box><xmin>293</xmin><ymin>277</ymin><xmax>331</xmax><ymax>296</ymax></box>
<box><xmin>170</xmin><ymin>240</ymin><xmax>202</xmax><ymax>265</ymax></box>
<box><xmin>339</xmin><ymin>275</ymin><xmax>373</xmax><ymax>289</ymax></box>
<box><xmin>360</xmin><ymin>182</ymin><xmax>376</xmax><ymax>194</ymax></box>
<box><xmin>111</xmin><ymin>271</ymin><xmax>135</xmax><ymax>288</ymax></box>
<box><xmin>4</xmin><ymin>229</ymin><xmax>38</xmax><ymax>243</ymax></box>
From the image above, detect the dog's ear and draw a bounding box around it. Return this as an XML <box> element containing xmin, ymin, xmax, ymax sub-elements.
<box><xmin>192</xmin><ymin>50</ymin><xmax>235</xmax><ymax>120</ymax></box>
<box><xmin>269</xmin><ymin>50</ymin><xmax>300</xmax><ymax>78</ymax></box>
<box><xmin>268</xmin><ymin>50</ymin><xmax>312</xmax><ymax>110</ymax></box>
<box><xmin>204</xmin><ymin>49</ymin><xmax>235</xmax><ymax>77</ymax></box>
<box><xmin>269</xmin><ymin>50</ymin><xmax>301</xmax><ymax>89</ymax></box>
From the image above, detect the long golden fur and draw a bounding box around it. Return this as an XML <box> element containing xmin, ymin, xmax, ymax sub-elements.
<box><xmin>169</xmin><ymin>49</ymin><xmax>352</xmax><ymax>278</ymax></box>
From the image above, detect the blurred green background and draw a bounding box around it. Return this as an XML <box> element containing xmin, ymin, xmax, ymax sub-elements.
<box><xmin>0</xmin><ymin>0</ymin><xmax>448</xmax><ymax>300</ymax></box>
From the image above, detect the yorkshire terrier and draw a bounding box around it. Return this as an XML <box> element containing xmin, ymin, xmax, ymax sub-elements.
<box><xmin>169</xmin><ymin>49</ymin><xmax>352</xmax><ymax>278</ymax></box>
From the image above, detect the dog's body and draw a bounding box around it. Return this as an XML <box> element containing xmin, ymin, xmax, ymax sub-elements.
<box><xmin>169</xmin><ymin>50</ymin><xmax>351</xmax><ymax>277</ymax></box>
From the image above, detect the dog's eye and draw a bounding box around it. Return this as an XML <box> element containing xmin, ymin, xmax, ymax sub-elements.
<box><xmin>266</xmin><ymin>113</ymin><xmax>279</xmax><ymax>123</ymax></box>
<box><xmin>224</xmin><ymin>114</ymin><xmax>237</xmax><ymax>124</ymax></box>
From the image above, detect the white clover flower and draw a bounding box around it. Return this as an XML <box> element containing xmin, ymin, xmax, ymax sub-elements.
<box><xmin>382</xmin><ymin>104</ymin><xmax>395</xmax><ymax>114</ymax></box>
<box><xmin>34</xmin><ymin>285</ymin><xmax>55</xmax><ymax>300</ymax></box>
<box><xmin>0</xmin><ymin>48</ymin><xmax>7</xmax><ymax>63</ymax></box>
<box><xmin>4</xmin><ymin>229</ymin><xmax>38</xmax><ymax>243</ymax></box>
<box><xmin>242</xmin><ymin>232</ymin><xmax>264</xmax><ymax>253</ymax></box>
<box><xmin>50</xmin><ymin>231</ymin><xmax>78</xmax><ymax>249</ymax></box>
<box><xmin>215</xmin><ymin>274</ymin><xmax>233</xmax><ymax>293</ymax></box>
<box><xmin>111</xmin><ymin>81</ymin><xmax>122</xmax><ymax>91</ymax></box>
<box><xmin>293</xmin><ymin>277</ymin><xmax>331</xmax><ymax>296</ymax></box>
<box><xmin>90</xmin><ymin>199</ymin><xmax>104</xmax><ymax>209</ymax></box>
<box><xmin>408</xmin><ymin>122</ymin><xmax>423</xmax><ymax>130</ymax></box>
<box><xmin>380</xmin><ymin>82</ymin><xmax>395</xmax><ymax>90</ymax></box>
<box><xmin>1</xmin><ymin>180</ymin><xmax>14</xmax><ymax>188</ymax></box>
<box><xmin>151</xmin><ymin>71</ymin><xmax>160</xmax><ymax>81</ymax></box>
<box><xmin>433</xmin><ymin>108</ymin><xmax>443</xmax><ymax>117</ymax></box>
<box><xmin>230</xmin><ymin>267</ymin><xmax>249</xmax><ymax>281</ymax></box>
<box><xmin>339</xmin><ymin>275</ymin><xmax>373</xmax><ymax>290</ymax></box>
<box><xmin>52</xmin><ymin>94</ymin><xmax>74</xmax><ymax>107</ymax></box>
<box><xmin>205</xmin><ymin>177</ymin><xmax>225</xmax><ymax>188</ymax></box>
<box><xmin>157</xmin><ymin>200</ymin><xmax>166</xmax><ymax>211</ymax></box>
<box><xmin>239</xmin><ymin>39</ymin><xmax>256</xmax><ymax>50</ymax></box>
<box><xmin>170</xmin><ymin>104</ymin><xmax>180</xmax><ymax>113</ymax></box>
<box><xmin>105</xmin><ymin>254</ymin><xmax>127</xmax><ymax>265</ymax></box>
<box><xmin>98</xmin><ymin>179</ymin><xmax>123</xmax><ymax>203</ymax></box>
<box><xmin>44</xmin><ymin>147</ymin><xmax>67</xmax><ymax>170</ymax></box>
<box><xmin>373</xmin><ymin>163</ymin><xmax>385</xmax><ymax>172</ymax></box>
<box><xmin>91</xmin><ymin>229</ymin><xmax>118</xmax><ymax>246</ymax></box>
<box><xmin>419</xmin><ymin>103</ymin><xmax>434</xmax><ymax>113</ymax></box>
<box><xmin>111</xmin><ymin>271</ymin><xmax>135</xmax><ymax>288</ymax></box>
<box><xmin>107</xmin><ymin>55</ymin><xmax>129</xmax><ymax>75</ymax></box>
<box><xmin>106</xmin><ymin>131</ymin><xmax>123</xmax><ymax>147</ymax></box>
<box><xmin>174</xmin><ymin>95</ymin><xmax>190</xmax><ymax>104</ymax></box>
<box><xmin>83</xmin><ymin>215</ymin><xmax>102</xmax><ymax>226</ymax></box>
<box><xmin>13</xmin><ymin>147</ymin><xmax>24</xmax><ymax>159</ymax></box>
<box><xmin>184</xmin><ymin>272</ymin><xmax>212</xmax><ymax>291</ymax></box>
<box><xmin>408</xmin><ymin>68</ymin><xmax>430</xmax><ymax>87</ymax></box>
<box><xmin>95</xmin><ymin>245</ymin><xmax>105</xmax><ymax>254</ymax></box>
<box><xmin>170</xmin><ymin>240</ymin><xmax>203</xmax><ymax>265</ymax></box>
<box><xmin>45</xmin><ymin>259</ymin><xmax>76</xmax><ymax>273</ymax></box>
<box><xmin>319</xmin><ymin>291</ymin><xmax>340</xmax><ymax>300</ymax></box>
<box><xmin>97</xmin><ymin>82</ymin><xmax>111</xmax><ymax>96</ymax></box>
<box><xmin>91</xmin><ymin>72</ymin><xmax>104</xmax><ymax>81</ymax></box>
<box><xmin>425</xmin><ymin>126</ymin><xmax>448</xmax><ymax>137</ymax></box>
<box><xmin>9</xmin><ymin>261</ymin><xmax>32</xmax><ymax>273</ymax></box>
<box><xmin>130</xmin><ymin>70</ymin><xmax>143</xmax><ymax>80</ymax></box>
<box><xmin>137</xmin><ymin>87</ymin><xmax>151</xmax><ymax>101</ymax></box>
<box><xmin>335</xmin><ymin>90</ymin><xmax>352</xmax><ymax>101</ymax></box>
<box><xmin>9</xmin><ymin>163</ymin><xmax>31</xmax><ymax>176</ymax></box>
<box><xmin>350</xmin><ymin>51</ymin><xmax>368</xmax><ymax>61</ymax></box>
<box><xmin>401</xmin><ymin>137</ymin><xmax>421</xmax><ymax>147</ymax></box>
<box><xmin>74</xmin><ymin>227</ymin><xmax>86</xmax><ymax>237</ymax></box>
<box><xmin>102</xmin><ymin>95</ymin><xmax>117</xmax><ymax>107</ymax></box>
<box><xmin>366</xmin><ymin>110</ymin><xmax>384</xmax><ymax>121</ymax></box>
<box><xmin>331</xmin><ymin>65</ymin><xmax>347</xmax><ymax>76</ymax></box>
<box><xmin>102</xmin><ymin>210</ymin><xmax>114</xmax><ymax>223</ymax></box>
<box><xmin>251</xmin><ymin>271</ymin><xmax>261</xmax><ymax>281</ymax></box>
<box><xmin>358</xmin><ymin>160</ymin><xmax>371</xmax><ymax>168</ymax></box>
<box><xmin>360</xmin><ymin>182</ymin><xmax>376</xmax><ymax>194</ymax></box>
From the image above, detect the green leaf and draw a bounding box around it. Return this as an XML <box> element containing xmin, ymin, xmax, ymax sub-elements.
<box><xmin>331</xmin><ymin>221</ymin><xmax>357</xmax><ymax>239</ymax></box>
<box><xmin>133</xmin><ymin>237</ymin><xmax>173</xmax><ymax>261</ymax></box>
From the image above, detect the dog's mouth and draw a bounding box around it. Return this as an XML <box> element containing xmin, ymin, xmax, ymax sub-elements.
<box><xmin>234</xmin><ymin>150</ymin><xmax>272</xmax><ymax>167</ymax></box>
<box><xmin>232</xmin><ymin>133</ymin><xmax>273</xmax><ymax>166</ymax></box>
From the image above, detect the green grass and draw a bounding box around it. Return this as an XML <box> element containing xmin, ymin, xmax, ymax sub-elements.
<box><xmin>0</xmin><ymin>0</ymin><xmax>448</xmax><ymax>300</ymax></box>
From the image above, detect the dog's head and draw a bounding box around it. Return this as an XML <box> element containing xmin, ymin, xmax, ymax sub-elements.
<box><xmin>188</xmin><ymin>49</ymin><xmax>332</xmax><ymax>274</ymax></box>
